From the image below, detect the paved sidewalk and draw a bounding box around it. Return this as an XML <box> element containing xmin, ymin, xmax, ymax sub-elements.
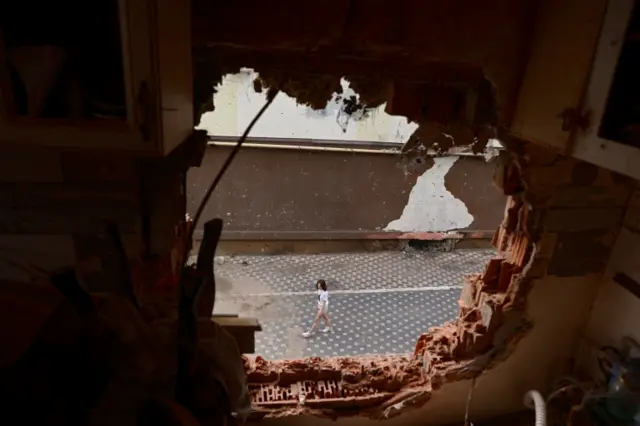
<box><xmin>213</xmin><ymin>249</ymin><xmax>494</xmax><ymax>359</ymax></box>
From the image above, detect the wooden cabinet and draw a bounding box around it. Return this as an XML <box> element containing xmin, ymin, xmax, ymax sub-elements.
<box><xmin>570</xmin><ymin>0</ymin><xmax>640</xmax><ymax>180</ymax></box>
<box><xmin>0</xmin><ymin>0</ymin><xmax>193</xmax><ymax>155</ymax></box>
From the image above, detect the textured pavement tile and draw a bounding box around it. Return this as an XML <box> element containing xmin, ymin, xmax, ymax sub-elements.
<box><xmin>214</xmin><ymin>249</ymin><xmax>494</xmax><ymax>359</ymax></box>
<box><xmin>216</xmin><ymin>249</ymin><xmax>495</xmax><ymax>294</ymax></box>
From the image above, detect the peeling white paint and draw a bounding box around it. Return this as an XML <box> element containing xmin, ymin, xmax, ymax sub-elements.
<box><xmin>197</xmin><ymin>69</ymin><xmax>418</xmax><ymax>143</ymax></box>
<box><xmin>385</xmin><ymin>157</ymin><xmax>474</xmax><ymax>232</ymax></box>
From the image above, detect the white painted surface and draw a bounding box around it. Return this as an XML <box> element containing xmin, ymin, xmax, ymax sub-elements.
<box><xmin>197</xmin><ymin>69</ymin><xmax>418</xmax><ymax>143</ymax></box>
<box><xmin>384</xmin><ymin>157</ymin><xmax>474</xmax><ymax>232</ymax></box>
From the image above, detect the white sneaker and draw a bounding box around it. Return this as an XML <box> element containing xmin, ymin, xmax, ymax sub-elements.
<box><xmin>302</xmin><ymin>331</ymin><xmax>313</xmax><ymax>337</ymax></box>
<box><xmin>321</xmin><ymin>327</ymin><xmax>333</xmax><ymax>333</ymax></box>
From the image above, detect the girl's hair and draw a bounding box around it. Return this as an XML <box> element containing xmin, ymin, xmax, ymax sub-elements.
<box><xmin>316</xmin><ymin>279</ymin><xmax>327</xmax><ymax>291</ymax></box>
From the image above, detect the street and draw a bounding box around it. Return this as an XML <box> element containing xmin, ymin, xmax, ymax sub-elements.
<box><xmin>213</xmin><ymin>249</ymin><xmax>494</xmax><ymax>359</ymax></box>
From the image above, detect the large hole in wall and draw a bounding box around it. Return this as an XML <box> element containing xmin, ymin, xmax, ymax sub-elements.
<box><xmin>197</xmin><ymin>68</ymin><xmax>418</xmax><ymax>143</ymax></box>
<box><xmin>191</xmin><ymin>67</ymin><xmax>535</xmax><ymax>418</ymax></box>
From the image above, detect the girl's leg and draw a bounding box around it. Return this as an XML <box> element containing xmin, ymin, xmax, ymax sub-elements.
<box><xmin>321</xmin><ymin>312</ymin><xmax>333</xmax><ymax>331</ymax></box>
<box><xmin>303</xmin><ymin>310</ymin><xmax>322</xmax><ymax>336</ymax></box>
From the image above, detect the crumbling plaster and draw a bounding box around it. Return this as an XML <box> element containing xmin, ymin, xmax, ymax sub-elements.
<box><xmin>242</xmin><ymin>140</ymin><xmax>635</xmax><ymax>424</ymax></box>
<box><xmin>385</xmin><ymin>157</ymin><xmax>474</xmax><ymax>233</ymax></box>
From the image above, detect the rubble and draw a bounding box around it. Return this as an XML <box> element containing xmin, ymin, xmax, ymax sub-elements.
<box><xmin>243</xmin><ymin>140</ymin><xmax>591</xmax><ymax>419</ymax></box>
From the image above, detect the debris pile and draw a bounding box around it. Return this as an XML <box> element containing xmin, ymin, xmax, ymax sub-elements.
<box><xmin>244</xmin><ymin>355</ymin><xmax>428</xmax><ymax>419</ymax></box>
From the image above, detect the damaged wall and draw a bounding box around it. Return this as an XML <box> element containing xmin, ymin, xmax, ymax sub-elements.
<box><xmin>187</xmin><ymin>147</ymin><xmax>505</xmax><ymax>238</ymax></box>
<box><xmin>192</xmin><ymin>0</ymin><xmax>537</xmax><ymax>131</ymax></box>
<box><xmin>198</xmin><ymin>70</ymin><xmax>417</xmax><ymax>143</ymax></box>
<box><xmin>241</xmin><ymin>142</ymin><xmax>635</xmax><ymax>425</ymax></box>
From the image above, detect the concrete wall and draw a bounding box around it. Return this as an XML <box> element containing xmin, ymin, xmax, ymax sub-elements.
<box><xmin>187</xmin><ymin>147</ymin><xmax>506</xmax><ymax>238</ymax></box>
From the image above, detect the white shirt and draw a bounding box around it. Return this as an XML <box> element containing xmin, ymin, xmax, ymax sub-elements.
<box><xmin>317</xmin><ymin>290</ymin><xmax>329</xmax><ymax>310</ymax></box>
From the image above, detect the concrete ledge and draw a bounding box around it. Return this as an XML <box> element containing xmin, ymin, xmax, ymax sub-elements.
<box><xmin>211</xmin><ymin>315</ymin><xmax>262</xmax><ymax>354</ymax></box>
<box><xmin>198</xmin><ymin>233</ymin><xmax>495</xmax><ymax>255</ymax></box>
<box><xmin>195</xmin><ymin>230</ymin><xmax>495</xmax><ymax>241</ymax></box>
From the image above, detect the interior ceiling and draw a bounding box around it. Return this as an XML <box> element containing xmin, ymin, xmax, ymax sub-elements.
<box><xmin>192</xmin><ymin>0</ymin><xmax>538</xmax><ymax>129</ymax></box>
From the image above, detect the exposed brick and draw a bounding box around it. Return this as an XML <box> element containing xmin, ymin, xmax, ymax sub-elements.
<box><xmin>510</xmin><ymin>234</ymin><xmax>531</xmax><ymax>267</ymax></box>
<box><xmin>492</xmin><ymin>226</ymin><xmax>509</xmax><ymax>252</ymax></box>
<box><xmin>250</xmin><ymin>384</ymin><xmax>298</xmax><ymax>405</ymax></box>
<box><xmin>459</xmin><ymin>275</ymin><xmax>480</xmax><ymax>309</ymax></box>
<box><xmin>482</xmin><ymin>258</ymin><xmax>502</xmax><ymax>289</ymax></box>
<box><xmin>504</xmin><ymin>197</ymin><xmax>522</xmax><ymax>232</ymax></box>
<box><xmin>497</xmin><ymin>262</ymin><xmax>515</xmax><ymax>292</ymax></box>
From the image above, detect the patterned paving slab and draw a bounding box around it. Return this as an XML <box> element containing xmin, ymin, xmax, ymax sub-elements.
<box><xmin>246</xmin><ymin>289</ymin><xmax>460</xmax><ymax>360</ymax></box>
<box><xmin>212</xmin><ymin>249</ymin><xmax>495</xmax><ymax>359</ymax></box>
<box><xmin>215</xmin><ymin>249</ymin><xmax>495</xmax><ymax>294</ymax></box>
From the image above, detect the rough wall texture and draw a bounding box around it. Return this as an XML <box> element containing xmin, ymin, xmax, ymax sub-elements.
<box><xmin>188</xmin><ymin>148</ymin><xmax>504</xmax><ymax>237</ymax></box>
<box><xmin>198</xmin><ymin>70</ymin><xmax>418</xmax><ymax>143</ymax></box>
<box><xmin>582</xmin><ymin>184</ymin><xmax>640</xmax><ymax>372</ymax></box>
<box><xmin>0</xmin><ymin>147</ymin><xmax>186</xmax><ymax>292</ymax></box>
<box><xmin>192</xmin><ymin>0</ymin><xmax>537</xmax><ymax>129</ymax></box>
<box><xmin>242</xmin><ymin>140</ymin><xmax>635</xmax><ymax>422</ymax></box>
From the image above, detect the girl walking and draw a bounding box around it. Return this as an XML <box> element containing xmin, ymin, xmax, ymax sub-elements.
<box><xmin>303</xmin><ymin>279</ymin><xmax>333</xmax><ymax>337</ymax></box>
